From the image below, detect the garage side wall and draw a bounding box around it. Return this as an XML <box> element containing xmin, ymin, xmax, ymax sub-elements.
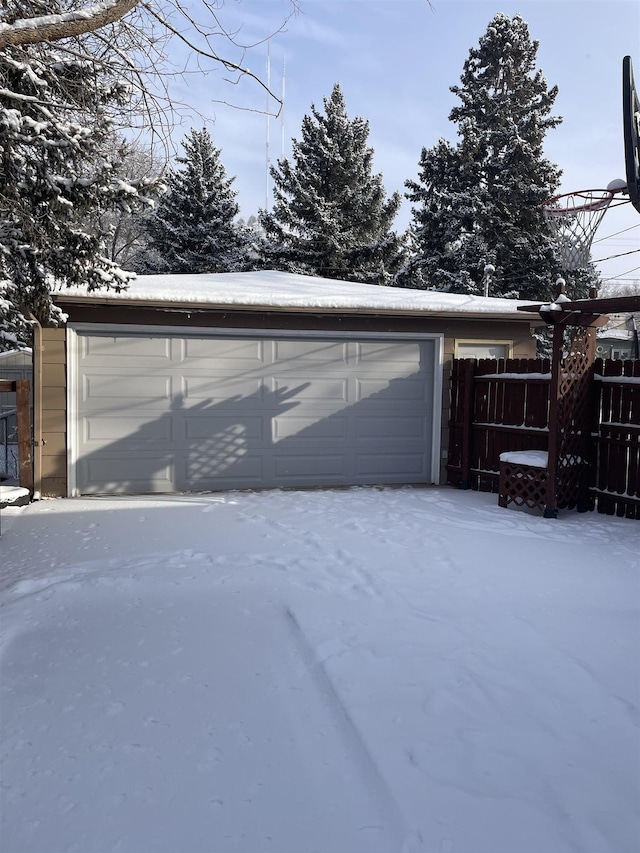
<box><xmin>41</xmin><ymin>327</ymin><xmax>67</xmax><ymax>497</ymax></box>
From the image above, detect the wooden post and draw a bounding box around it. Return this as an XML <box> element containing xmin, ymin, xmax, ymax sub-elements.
<box><xmin>15</xmin><ymin>379</ymin><xmax>33</xmax><ymax>494</ymax></box>
<box><xmin>544</xmin><ymin>326</ymin><xmax>563</xmax><ymax>518</ymax></box>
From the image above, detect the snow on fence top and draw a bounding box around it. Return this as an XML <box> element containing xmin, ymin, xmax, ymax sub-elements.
<box><xmin>594</xmin><ymin>374</ymin><xmax>640</xmax><ymax>384</ymax></box>
<box><xmin>54</xmin><ymin>271</ymin><xmax>537</xmax><ymax>318</ymax></box>
<box><xmin>475</xmin><ymin>372</ymin><xmax>552</xmax><ymax>380</ymax></box>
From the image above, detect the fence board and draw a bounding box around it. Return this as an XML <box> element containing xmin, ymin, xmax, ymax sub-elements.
<box><xmin>590</xmin><ymin>359</ymin><xmax>640</xmax><ymax>518</ymax></box>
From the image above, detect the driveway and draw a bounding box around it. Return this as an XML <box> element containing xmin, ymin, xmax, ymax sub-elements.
<box><xmin>1</xmin><ymin>488</ymin><xmax>639</xmax><ymax>853</ymax></box>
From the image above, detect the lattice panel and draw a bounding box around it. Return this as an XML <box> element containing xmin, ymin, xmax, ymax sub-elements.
<box><xmin>498</xmin><ymin>462</ymin><xmax>549</xmax><ymax>511</ymax></box>
<box><xmin>553</xmin><ymin>326</ymin><xmax>596</xmax><ymax>507</ymax></box>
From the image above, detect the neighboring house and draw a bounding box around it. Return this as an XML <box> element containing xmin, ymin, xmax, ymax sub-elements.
<box><xmin>595</xmin><ymin>313</ymin><xmax>639</xmax><ymax>360</ymax></box>
<box><xmin>0</xmin><ymin>348</ymin><xmax>33</xmax><ymax>482</ymax></box>
<box><xmin>34</xmin><ymin>271</ymin><xmax>542</xmax><ymax>497</ymax></box>
<box><xmin>0</xmin><ymin>348</ymin><xmax>32</xmax><ymax>412</ymax></box>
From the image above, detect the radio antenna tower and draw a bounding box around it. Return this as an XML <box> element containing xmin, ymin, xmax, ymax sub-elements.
<box><xmin>265</xmin><ymin>40</ymin><xmax>271</xmax><ymax>211</ymax></box>
<box><xmin>265</xmin><ymin>46</ymin><xmax>286</xmax><ymax>211</ymax></box>
<box><xmin>281</xmin><ymin>54</ymin><xmax>286</xmax><ymax>158</ymax></box>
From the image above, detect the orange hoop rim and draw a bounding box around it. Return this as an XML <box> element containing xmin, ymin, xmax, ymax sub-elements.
<box><xmin>542</xmin><ymin>187</ymin><xmax>624</xmax><ymax>216</ymax></box>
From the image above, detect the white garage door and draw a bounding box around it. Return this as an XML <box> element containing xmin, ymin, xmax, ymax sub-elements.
<box><xmin>71</xmin><ymin>328</ymin><xmax>439</xmax><ymax>495</ymax></box>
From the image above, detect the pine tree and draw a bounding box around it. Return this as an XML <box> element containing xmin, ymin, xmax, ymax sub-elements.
<box><xmin>402</xmin><ymin>13</ymin><xmax>597</xmax><ymax>301</ymax></box>
<box><xmin>0</xmin><ymin>3</ymin><xmax>160</xmax><ymax>347</ymax></box>
<box><xmin>259</xmin><ymin>84</ymin><xmax>405</xmax><ymax>285</ymax></box>
<box><xmin>0</xmin><ymin>280</ymin><xmax>32</xmax><ymax>351</ymax></box>
<box><xmin>143</xmin><ymin>128</ymin><xmax>252</xmax><ymax>274</ymax></box>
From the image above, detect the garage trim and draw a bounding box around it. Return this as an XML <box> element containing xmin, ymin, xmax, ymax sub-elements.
<box><xmin>67</xmin><ymin>324</ymin><xmax>444</xmax><ymax>496</ymax></box>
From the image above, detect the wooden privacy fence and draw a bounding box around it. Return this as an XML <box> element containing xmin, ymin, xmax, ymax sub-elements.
<box><xmin>590</xmin><ymin>359</ymin><xmax>640</xmax><ymax>517</ymax></box>
<box><xmin>447</xmin><ymin>357</ymin><xmax>640</xmax><ymax>519</ymax></box>
<box><xmin>0</xmin><ymin>379</ymin><xmax>33</xmax><ymax>494</ymax></box>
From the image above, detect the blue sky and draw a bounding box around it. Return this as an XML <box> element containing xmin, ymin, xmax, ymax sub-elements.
<box><xmin>165</xmin><ymin>0</ymin><xmax>640</xmax><ymax>284</ymax></box>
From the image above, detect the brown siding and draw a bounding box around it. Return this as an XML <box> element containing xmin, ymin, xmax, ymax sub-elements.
<box><xmin>42</xmin><ymin>303</ymin><xmax>537</xmax><ymax>496</ymax></box>
<box><xmin>59</xmin><ymin>303</ymin><xmax>538</xmax><ymax>347</ymax></box>
<box><xmin>41</xmin><ymin>327</ymin><xmax>66</xmax><ymax>497</ymax></box>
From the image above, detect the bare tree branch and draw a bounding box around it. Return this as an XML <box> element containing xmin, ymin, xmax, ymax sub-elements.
<box><xmin>141</xmin><ymin>1</ymin><xmax>283</xmax><ymax>114</ymax></box>
<box><xmin>1</xmin><ymin>0</ymin><xmax>298</xmax><ymax>121</ymax></box>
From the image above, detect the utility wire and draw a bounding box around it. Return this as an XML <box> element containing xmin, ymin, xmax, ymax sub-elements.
<box><xmin>604</xmin><ymin>265</ymin><xmax>640</xmax><ymax>280</ymax></box>
<box><xmin>593</xmin><ymin>223</ymin><xmax>640</xmax><ymax>244</ymax></box>
<box><xmin>591</xmin><ymin>248</ymin><xmax>640</xmax><ymax>263</ymax></box>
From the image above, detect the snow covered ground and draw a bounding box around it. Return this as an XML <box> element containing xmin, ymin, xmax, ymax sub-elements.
<box><xmin>1</xmin><ymin>487</ymin><xmax>638</xmax><ymax>853</ymax></box>
<box><xmin>0</xmin><ymin>485</ymin><xmax>30</xmax><ymax>509</ymax></box>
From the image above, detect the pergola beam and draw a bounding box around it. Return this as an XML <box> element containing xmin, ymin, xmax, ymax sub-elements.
<box><xmin>538</xmin><ymin>311</ymin><xmax>610</xmax><ymax>328</ymax></box>
<box><xmin>518</xmin><ymin>295</ymin><xmax>640</xmax><ymax>315</ymax></box>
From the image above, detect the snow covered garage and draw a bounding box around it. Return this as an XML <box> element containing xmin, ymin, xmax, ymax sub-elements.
<box><xmin>37</xmin><ymin>272</ymin><xmax>540</xmax><ymax>497</ymax></box>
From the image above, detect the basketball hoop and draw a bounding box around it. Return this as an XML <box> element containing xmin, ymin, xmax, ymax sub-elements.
<box><xmin>542</xmin><ymin>184</ymin><xmax>628</xmax><ymax>271</ymax></box>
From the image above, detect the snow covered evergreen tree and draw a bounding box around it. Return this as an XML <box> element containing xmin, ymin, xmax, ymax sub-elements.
<box><xmin>0</xmin><ymin>2</ymin><xmax>159</xmax><ymax>349</ymax></box>
<box><xmin>401</xmin><ymin>13</ymin><xmax>597</xmax><ymax>301</ymax></box>
<box><xmin>259</xmin><ymin>84</ymin><xmax>405</xmax><ymax>284</ymax></box>
<box><xmin>143</xmin><ymin>128</ymin><xmax>252</xmax><ymax>274</ymax></box>
<box><xmin>0</xmin><ymin>280</ymin><xmax>32</xmax><ymax>351</ymax></box>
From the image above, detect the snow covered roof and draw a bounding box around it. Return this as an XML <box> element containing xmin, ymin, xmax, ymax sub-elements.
<box><xmin>0</xmin><ymin>347</ymin><xmax>32</xmax><ymax>360</ymax></box>
<box><xmin>54</xmin><ymin>271</ymin><xmax>539</xmax><ymax>320</ymax></box>
<box><xmin>597</xmin><ymin>328</ymin><xmax>634</xmax><ymax>340</ymax></box>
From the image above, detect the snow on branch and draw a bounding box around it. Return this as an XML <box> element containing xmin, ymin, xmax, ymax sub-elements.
<box><xmin>0</xmin><ymin>0</ymin><xmax>139</xmax><ymax>49</ymax></box>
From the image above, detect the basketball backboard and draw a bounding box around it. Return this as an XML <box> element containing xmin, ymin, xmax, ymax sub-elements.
<box><xmin>623</xmin><ymin>55</ymin><xmax>640</xmax><ymax>214</ymax></box>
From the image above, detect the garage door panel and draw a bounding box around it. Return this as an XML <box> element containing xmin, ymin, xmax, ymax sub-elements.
<box><xmin>84</xmin><ymin>415</ymin><xmax>173</xmax><ymax>445</ymax></box>
<box><xmin>273</xmin><ymin>340</ymin><xmax>348</xmax><ymax>365</ymax></box>
<box><xmin>183</xmin><ymin>429</ymin><xmax>253</xmax><ymax>468</ymax></box>
<box><xmin>80</xmin><ymin>457</ymin><xmax>174</xmax><ymax>494</ymax></box>
<box><xmin>355</xmin><ymin>415</ymin><xmax>428</xmax><ymax>440</ymax></box>
<box><xmin>183</xmin><ymin>416</ymin><xmax>265</xmax><ymax>441</ymax></box>
<box><xmin>182</xmin><ymin>452</ymin><xmax>263</xmax><ymax>487</ymax></box>
<box><xmin>274</xmin><ymin>454</ymin><xmax>346</xmax><ymax>479</ymax></box>
<box><xmin>356</xmin><ymin>377</ymin><xmax>431</xmax><ymax>403</ymax></box>
<box><xmin>182</xmin><ymin>337</ymin><xmax>266</xmax><ymax>364</ymax></box>
<box><xmin>355</xmin><ymin>341</ymin><xmax>425</xmax><ymax>366</ymax></box>
<box><xmin>83</xmin><ymin>374</ymin><xmax>171</xmax><ymax>403</ymax></box>
<box><xmin>273</xmin><ymin>415</ymin><xmax>348</xmax><ymax>441</ymax></box>
<box><xmin>272</xmin><ymin>377</ymin><xmax>348</xmax><ymax>403</ymax></box>
<box><xmin>74</xmin><ymin>330</ymin><xmax>436</xmax><ymax>494</ymax></box>
<box><xmin>355</xmin><ymin>453</ymin><xmax>427</xmax><ymax>476</ymax></box>
<box><xmin>82</xmin><ymin>335</ymin><xmax>171</xmax><ymax>362</ymax></box>
<box><xmin>182</xmin><ymin>376</ymin><xmax>264</xmax><ymax>402</ymax></box>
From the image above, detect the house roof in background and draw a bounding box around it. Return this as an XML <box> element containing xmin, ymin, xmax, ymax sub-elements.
<box><xmin>0</xmin><ymin>348</ymin><xmax>32</xmax><ymax>360</ymax></box>
<box><xmin>597</xmin><ymin>328</ymin><xmax>634</xmax><ymax>340</ymax></box>
<box><xmin>53</xmin><ymin>271</ymin><xmax>540</xmax><ymax>321</ymax></box>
